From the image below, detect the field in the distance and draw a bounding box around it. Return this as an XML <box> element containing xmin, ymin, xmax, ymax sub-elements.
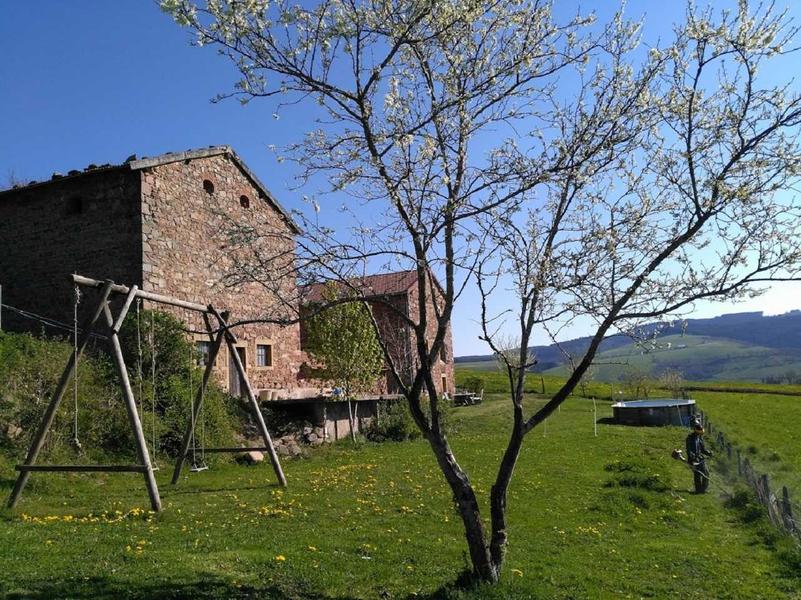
<box><xmin>2</xmin><ymin>389</ymin><xmax>799</xmax><ymax>599</ymax></box>
<box><xmin>457</xmin><ymin>367</ymin><xmax>801</xmax><ymax>496</ymax></box>
<box><xmin>456</xmin><ymin>333</ymin><xmax>801</xmax><ymax>381</ymax></box>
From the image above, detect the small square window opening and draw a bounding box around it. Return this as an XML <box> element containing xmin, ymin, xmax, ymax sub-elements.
<box><xmin>196</xmin><ymin>341</ymin><xmax>212</xmax><ymax>366</ymax></box>
<box><xmin>257</xmin><ymin>344</ymin><xmax>273</xmax><ymax>367</ymax></box>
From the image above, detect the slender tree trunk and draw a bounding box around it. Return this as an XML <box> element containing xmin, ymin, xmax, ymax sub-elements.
<box><xmin>424</xmin><ymin>428</ymin><xmax>498</xmax><ymax>582</ymax></box>
<box><xmin>346</xmin><ymin>387</ymin><xmax>356</xmax><ymax>443</ymax></box>
<box><xmin>489</xmin><ymin>422</ymin><xmax>524</xmax><ymax>569</ymax></box>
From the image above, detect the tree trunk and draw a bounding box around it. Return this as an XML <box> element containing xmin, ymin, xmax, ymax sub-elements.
<box><xmin>424</xmin><ymin>430</ymin><xmax>498</xmax><ymax>582</ymax></box>
<box><xmin>347</xmin><ymin>398</ymin><xmax>356</xmax><ymax>442</ymax></box>
<box><xmin>489</xmin><ymin>422</ymin><xmax>524</xmax><ymax>570</ymax></box>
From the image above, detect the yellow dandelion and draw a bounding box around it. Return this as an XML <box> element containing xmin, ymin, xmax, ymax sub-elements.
<box><xmin>275</xmin><ymin>555</ymin><xmax>286</xmax><ymax>562</ymax></box>
<box><xmin>511</xmin><ymin>569</ymin><xmax>523</xmax><ymax>577</ymax></box>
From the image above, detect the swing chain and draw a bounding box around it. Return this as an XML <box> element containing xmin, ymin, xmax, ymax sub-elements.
<box><xmin>136</xmin><ymin>299</ymin><xmax>143</xmax><ymax>419</ymax></box>
<box><xmin>71</xmin><ymin>284</ymin><xmax>83</xmax><ymax>453</ymax></box>
<box><xmin>150</xmin><ymin>310</ymin><xmax>159</xmax><ymax>469</ymax></box>
<box><xmin>189</xmin><ymin>342</ymin><xmax>208</xmax><ymax>473</ymax></box>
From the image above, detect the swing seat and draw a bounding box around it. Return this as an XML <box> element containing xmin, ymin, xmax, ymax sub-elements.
<box><xmin>189</xmin><ymin>463</ymin><xmax>209</xmax><ymax>473</ymax></box>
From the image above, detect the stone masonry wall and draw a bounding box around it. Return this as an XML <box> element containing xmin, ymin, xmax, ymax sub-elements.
<box><xmin>140</xmin><ymin>154</ymin><xmax>305</xmax><ymax>394</ymax></box>
<box><xmin>406</xmin><ymin>282</ymin><xmax>455</xmax><ymax>397</ymax></box>
<box><xmin>370</xmin><ymin>295</ymin><xmax>412</xmax><ymax>395</ymax></box>
<box><xmin>0</xmin><ymin>169</ymin><xmax>142</xmax><ymax>333</ymax></box>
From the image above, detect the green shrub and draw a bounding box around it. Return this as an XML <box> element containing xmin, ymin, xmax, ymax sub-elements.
<box><xmin>462</xmin><ymin>376</ymin><xmax>485</xmax><ymax>395</ymax></box>
<box><xmin>603</xmin><ymin>459</ymin><xmax>671</xmax><ymax>492</ymax></box>
<box><xmin>0</xmin><ymin>331</ymin><xmax>119</xmax><ymax>458</ymax></box>
<box><xmin>724</xmin><ymin>488</ymin><xmax>765</xmax><ymax>524</ymax></box>
<box><xmin>366</xmin><ymin>399</ymin><xmax>420</xmax><ymax>442</ymax></box>
<box><xmin>118</xmin><ymin>309</ymin><xmax>237</xmax><ymax>459</ymax></box>
<box><xmin>0</xmin><ymin>311</ymin><xmax>238</xmax><ymax>461</ymax></box>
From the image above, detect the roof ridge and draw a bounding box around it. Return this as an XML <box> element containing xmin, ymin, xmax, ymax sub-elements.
<box><xmin>0</xmin><ymin>145</ymin><xmax>300</xmax><ymax>233</ymax></box>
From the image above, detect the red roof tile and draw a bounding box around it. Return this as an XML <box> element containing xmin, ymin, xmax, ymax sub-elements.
<box><xmin>303</xmin><ymin>270</ymin><xmax>418</xmax><ymax>303</ymax></box>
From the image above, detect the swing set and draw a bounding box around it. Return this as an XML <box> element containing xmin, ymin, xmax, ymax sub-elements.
<box><xmin>6</xmin><ymin>275</ymin><xmax>287</xmax><ymax>513</ymax></box>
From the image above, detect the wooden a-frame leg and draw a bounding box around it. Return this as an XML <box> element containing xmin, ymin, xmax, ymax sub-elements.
<box><xmin>171</xmin><ymin>314</ymin><xmax>225</xmax><ymax>485</ymax></box>
<box><xmin>7</xmin><ymin>281</ymin><xmax>114</xmax><ymax>509</ymax></box>
<box><xmin>211</xmin><ymin>308</ymin><xmax>287</xmax><ymax>487</ymax></box>
<box><xmin>103</xmin><ymin>294</ymin><xmax>162</xmax><ymax>512</ymax></box>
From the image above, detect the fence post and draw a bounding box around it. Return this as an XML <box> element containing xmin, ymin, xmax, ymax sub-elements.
<box><xmin>726</xmin><ymin>442</ymin><xmax>732</xmax><ymax>461</ymax></box>
<box><xmin>782</xmin><ymin>486</ymin><xmax>796</xmax><ymax>535</ymax></box>
<box><xmin>737</xmin><ymin>449</ymin><xmax>742</xmax><ymax>475</ymax></box>
<box><xmin>759</xmin><ymin>473</ymin><xmax>770</xmax><ymax>504</ymax></box>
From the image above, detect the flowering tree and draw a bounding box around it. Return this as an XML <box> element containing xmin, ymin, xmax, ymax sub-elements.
<box><xmin>162</xmin><ymin>0</ymin><xmax>801</xmax><ymax>584</ymax></box>
<box><xmin>477</xmin><ymin>2</ymin><xmax>801</xmax><ymax>572</ymax></box>
<box><xmin>305</xmin><ymin>285</ymin><xmax>384</xmax><ymax>441</ymax></box>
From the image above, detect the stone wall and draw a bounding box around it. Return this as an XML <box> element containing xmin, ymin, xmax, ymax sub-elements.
<box><xmin>140</xmin><ymin>154</ymin><xmax>305</xmax><ymax>394</ymax></box>
<box><xmin>324</xmin><ymin>400</ymin><xmax>378</xmax><ymax>440</ymax></box>
<box><xmin>0</xmin><ymin>150</ymin><xmax>454</xmax><ymax>401</ymax></box>
<box><xmin>405</xmin><ymin>282</ymin><xmax>455</xmax><ymax>397</ymax></box>
<box><xmin>370</xmin><ymin>294</ymin><xmax>413</xmax><ymax>394</ymax></box>
<box><xmin>0</xmin><ymin>169</ymin><xmax>142</xmax><ymax>333</ymax></box>
<box><xmin>299</xmin><ymin>283</ymin><xmax>454</xmax><ymax>397</ymax></box>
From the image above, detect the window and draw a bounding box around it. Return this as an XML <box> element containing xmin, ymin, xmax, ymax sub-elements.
<box><xmin>239</xmin><ymin>195</ymin><xmax>250</xmax><ymax>209</ymax></box>
<box><xmin>66</xmin><ymin>196</ymin><xmax>84</xmax><ymax>215</ymax></box>
<box><xmin>202</xmin><ymin>179</ymin><xmax>215</xmax><ymax>194</ymax></box>
<box><xmin>441</xmin><ymin>374</ymin><xmax>448</xmax><ymax>395</ymax></box>
<box><xmin>196</xmin><ymin>341</ymin><xmax>212</xmax><ymax>366</ymax></box>
<box><xmin>257</xmin><ymin>344</ymin><xmax>273</xmax><ymax>367</ymax></box>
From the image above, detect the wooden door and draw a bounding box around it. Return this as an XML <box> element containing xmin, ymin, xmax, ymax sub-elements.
<box><xmin>229</xmin><ymin>346</ymin><xmax>246</xmax><ymax>397</ymax></box>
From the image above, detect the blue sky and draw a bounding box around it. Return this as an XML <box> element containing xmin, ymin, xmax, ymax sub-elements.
<box><xmin>2</xmin><ymin>1</ymin><xmax>800</xmax><ymax>356</ymax></box>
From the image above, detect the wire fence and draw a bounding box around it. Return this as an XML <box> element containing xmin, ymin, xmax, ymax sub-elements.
<box><xmin>0</xmin><ymin>301</ymin><xmax>107</xmax><ymax>340</ymax></box>
<box><xmin>698</xmin><ymin>409</ymin><xmax>800</xmax><ymax>545</ymax></box>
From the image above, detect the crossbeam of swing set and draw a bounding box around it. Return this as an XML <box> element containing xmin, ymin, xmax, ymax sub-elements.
<box><xmin>7</xmin><ymin>274</ymin><xmax>287</xmax><ymax>513</ymax></box>
<box><xmin>72</xmin><ymin>274</ymin><xmax>210</xmax><ymax>313</ymax></box>
<box><xmin>75</xmin><ymin>273</ymin><xmax>287</xmax><ymax>487</ymax></box>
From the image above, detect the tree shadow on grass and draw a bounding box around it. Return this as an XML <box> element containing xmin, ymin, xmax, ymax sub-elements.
<box><xmin>0</xmin><ymin>575</ymin><xmax>355</xmax><ymax>600</ymax></box>
<box><xmin>162</xmin><ymin>482</ymin><xmax>283</xmax><ymax>496</ymax></box>
<box><xmin>0</xmin><ymin>572</ymin><xmax>502</xmax><ymax>600</ymax></box>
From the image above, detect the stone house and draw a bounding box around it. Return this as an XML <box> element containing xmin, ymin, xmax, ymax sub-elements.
<box><xmin>0</xmin><ymin>146</ymin><xmax>454</xmax><ymax>438</ymax></box>
<box><xmin>302</xmin><ymin>270</ymin><xmax>455</xmax><ymax>398</ymax></box>
<box><xmin>0</xmin><ymin>146</ymin><xmax>304</xmax><ymax>395</ymax></box>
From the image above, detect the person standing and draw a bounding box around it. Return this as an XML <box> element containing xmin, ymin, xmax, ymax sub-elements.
<box><xmin>686</xmin><ymin>420</ymin><xmax>713</xmax><ymax>493</ymax></box>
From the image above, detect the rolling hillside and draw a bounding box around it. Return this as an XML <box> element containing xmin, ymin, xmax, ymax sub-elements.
<box><xmin>544</xmin><ymin>334</ymin><xmax>801</xmax><ymax>381</ymax></box>
<box><xmin>455</xmin><ymin>310</ymin><xmax>801</xmax><ymax>382</ymax></box>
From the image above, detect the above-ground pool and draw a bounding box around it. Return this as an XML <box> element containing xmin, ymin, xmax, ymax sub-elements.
<box><xmin>611</xmin><ymin>398</ymin><xmax>696</xmax><ymax>426</ymax></box>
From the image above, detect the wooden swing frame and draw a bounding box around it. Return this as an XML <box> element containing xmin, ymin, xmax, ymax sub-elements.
<box><xmin>6</xmin><ymin>274</ymin><xmax>287</xmax><ymax>513</ymax></box>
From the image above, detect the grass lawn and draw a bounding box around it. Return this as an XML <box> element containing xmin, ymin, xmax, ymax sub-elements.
<box><xmin>696</xmin><ymin>390</ymin><xmax>801</xmax><ymax>495</ymax></box>
<box><xmin>1</xmin><ymin>394</ymin><xmax>799</xmax><ymax>599</ymax></box>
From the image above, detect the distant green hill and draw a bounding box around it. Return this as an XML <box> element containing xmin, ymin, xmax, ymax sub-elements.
<box><xmin>455</xmin><ymin>310</ymin><xmax>801</xmax><ymax>382</ymax></box>
<box><xmin>543</xmin><ymin>334</ymin><xmax>801</xmax><ymax>382</ymax></box>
